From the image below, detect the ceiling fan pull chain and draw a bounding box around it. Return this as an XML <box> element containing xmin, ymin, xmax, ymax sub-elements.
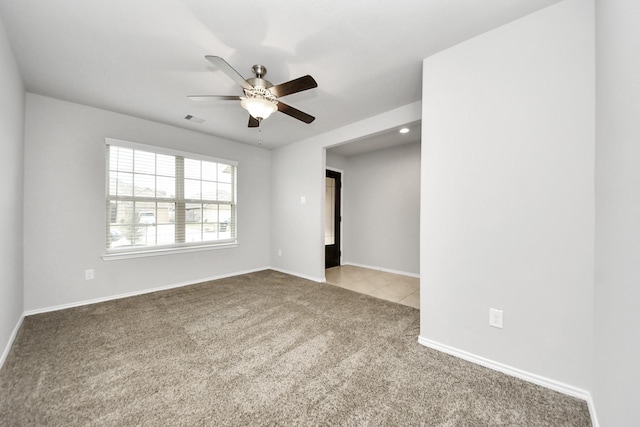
<box><xmin>258</xmin><ymin>127</ymin><xmax>262</xmax><ymax>145</ymax></box>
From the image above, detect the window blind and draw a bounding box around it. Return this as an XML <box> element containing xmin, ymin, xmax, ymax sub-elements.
<box><xmin>106</xmin><ymin>139</ymin><xmax>237</xmax><ymax>253</ymax></box>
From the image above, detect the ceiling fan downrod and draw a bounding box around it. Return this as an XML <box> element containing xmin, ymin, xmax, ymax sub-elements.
<box><xmin>252</xmin><ymin>64</ymin><xmax>267</xmax><ymax>79</ymax></box>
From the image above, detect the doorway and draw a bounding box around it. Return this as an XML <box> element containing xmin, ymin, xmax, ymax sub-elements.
<box><xmin>325</xmin><ymin>169</ymin><xmax>342</xmax><ymax>269</ymax></box>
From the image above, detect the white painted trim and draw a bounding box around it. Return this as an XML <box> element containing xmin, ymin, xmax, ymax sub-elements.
<box><xmin>417</xmin><ymin>336</ymin><xmax>599</xmax><ymax>427</ymax></box>
<box><xmin>102</xmin><ymin>242</ymin><xmax>238</xmax><ymax>261</ymax></box>
<box><xmin>0</xmin><ymin>313</ymin><xmax>25</xmax><ymax>370</ymax></box>
<box><xmin>269</xmin><ymin>267</ymin><xmax>325</xmax><ymax>283</ymax></box>
<box><xmin>342</xmin><ymin>261</ymin><xmax>419</xmax><ymax>279</ymax></box>
<box><xmin>587</xmin><ymin>394</ymin><xmax>600</xmax><ymax>427</ymax></box>
<box><xmin>24</xmin><ymin>266</ymin><xmax>270</xmax><ymax>316</ymax></box>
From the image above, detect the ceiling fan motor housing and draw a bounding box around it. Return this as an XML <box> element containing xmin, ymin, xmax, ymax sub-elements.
<box><xmin>247</xmin><ymin>77</ymin><xmax>273</xmax><ymax>90</ymax></box>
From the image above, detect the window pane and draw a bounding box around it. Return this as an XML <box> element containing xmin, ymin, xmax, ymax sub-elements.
<box><xmin>134</xmin><ymin>174</ymin><xmax>155</xmax><ymax>197</ymax></box>
<box><xmin>108</xmin><ymin>200</ymin><xmax>136</xmax><ymax>248</ymax></box>
<box><xmin>203</xmin><ymin>205</ymin><xmax>219</xmax><ymax>241</ymax></box>
<box><xmin>109</xmin><ymin>175</ymin><xmax>118</xmax><ymax>197</ymax></box>
<box><xmin>219</xmin><ymin>204</ymin><xmax>233</xmax><ymax>238</ymax></box>
<box><xmin>202</xmin><ymin>161</ymin><xmax>217</xmax><ymax>181</ymax></box>
<box><xmin>112</xmin><ymin>200</ymin><xmax>135</xmax><ymax>225</ymax></box>
<box><xmin>156</xmin><ymin>202</ymin><xmax>174</xmax><ymax>225</ymax></box>
<box><xmin>137</xmin><ymin>223</ymin><xmax>157</xmax><ymax>246</ymax></box>
<box><xmin>185</xmin><ymin>223</ymin><xmax>202</xmax><ymax>243</ymax></box>
<box><xmin>134</xmin><ymin>150</ymin><xmax>155</xmax><ymax>174</ymax></box>
<box><xmin>133</xmin><ymin>202</ymin><xmax>156</xmax><ymax>246</ymax></box>
<box><xmin>218</xmin><ymin>163</ymin><xmax>232</xmax><ymax>183</ymax></box>
<box><xmin>115</xmin><ymin>172</ymin><xmax>133</xmax><ymax>197</ymax></box>
<box><xmin>157</xmin><ymin>154</ymin><xmax>175</xmax><ymax>177</ymax></box>
<box><xmin>109</xmin><ymin>225</ymin><xmax>132</xmax><ymax>248</ymax></box>
<box><xmin>110</xmin><ymin>146</ymin><xmax>133</xmax><ymax>172</ymax></box>
<box><xmin>184</xmin><ymin>158</ymin><xmax>200</xmax><ymax>179</ymax></box>
<box><xmin>185</xmin><ymin>179</ymin><xmax>201</xmax><ymax>200</ymax></box>
<box><xmin>218</xmin><ymin>183</ymin><xmax>232</xmax><ymax>201</ymax></box>
<box><xmin>202</xmin><ymin>181</ymin><xmax>217</xmax><ymax>200</ymax></box>
<box><xmin>156</xmin><ymin>176</ymin><xmax>175</xmax><ymax>198</ymax></box>
<box><xmin>185</xmin><ymin>203</ymin><xmax>202</xmax><ymax>242</ymax></box>
<box><xmin>185</xmin><ymin>203</ymin><xmax>202</xmax><ymax>223</ymax></box>
<box><xmin>157</xmin><ymin>224</ymin><xmax>175</xmax><ymax>246</ymax></box>
<box><xmin>135</xmin><ymin>202</ymin><xmax>156</xmax><ymax>225</ymax></box>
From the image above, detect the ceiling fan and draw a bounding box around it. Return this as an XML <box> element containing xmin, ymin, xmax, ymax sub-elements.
<box><xmin>189</xmin><ymin>56</ymin><xmax>318</xmax><ymax>127</ymax></box>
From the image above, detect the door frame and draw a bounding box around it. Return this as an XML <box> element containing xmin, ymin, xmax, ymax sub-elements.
<box><xmin>325</xmin><ymin>167</ymin><xmax>343</xmax><ymax>268</ymax></box>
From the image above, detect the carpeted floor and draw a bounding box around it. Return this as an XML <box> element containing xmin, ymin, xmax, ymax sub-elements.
<box><xmin>0</xmin><ymin>270</ymin><xmax>591</xmax><ymax>426</ymax></box>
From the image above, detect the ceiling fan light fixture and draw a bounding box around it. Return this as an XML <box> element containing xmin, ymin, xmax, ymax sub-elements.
<box><xmin>241</xmin><ymin>96</ymin><xmax>278</xmax><ymax>121</ymax></box>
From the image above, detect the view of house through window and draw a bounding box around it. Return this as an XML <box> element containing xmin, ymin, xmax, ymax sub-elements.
<box><xmin>106</xmin><ymin>139</ymin><xmax>237</xmax><ymax>253</ymax></box>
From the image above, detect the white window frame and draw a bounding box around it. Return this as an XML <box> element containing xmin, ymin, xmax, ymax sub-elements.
<box><xmin>102</xmin><ymin>138</ymin><xmax>238</xmax><ymax>260</ymax></box>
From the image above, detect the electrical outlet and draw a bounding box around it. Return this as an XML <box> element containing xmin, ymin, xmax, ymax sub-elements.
<box><xmin>85</xmin><ymin>269</ymin><xmax>95</xmax><ymax>280</ymax></box>
<box><xmin>489</xmin><ymin>308</ymin><xmax>503</xmax><ymax>329</ymax></box>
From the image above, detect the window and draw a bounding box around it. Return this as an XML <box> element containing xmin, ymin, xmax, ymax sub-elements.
<box><xmin>105</xmin><ymin>139</ymin><xmax>237</xmax><ymax>257</ymax></box>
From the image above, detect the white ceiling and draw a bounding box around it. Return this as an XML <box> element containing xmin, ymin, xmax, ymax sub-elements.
<box><xmin>0</xmin><ymin>0</ymin><xmax>560</xmax><ymax>150</ymax></box>
<box><xmin>328</xmin><ymin>121</ymin><xmax>422</xmax><ymax>158</ymax></box>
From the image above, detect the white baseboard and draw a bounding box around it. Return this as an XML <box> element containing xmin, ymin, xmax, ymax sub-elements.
<box><xmin>417</xmin><ymin>336</ymin><xmax>599</xmax><ymax>427</ymax></box>
<box><xmin>0</xmin><ymin>313</ymin><xmax>25</xmax><ymax>370</ymax></box>
<box><xmin>24</xmin><ymin>266</ymin><xmax>270</xmax><ymax>316</ymax></box>
<box><xmin>341</xmin><ymin>261</ymin><xmax>420</xmax><ymax>279</ymax></box>
<box><xmin>269</xmin><ymin>267</ymin><xmax>325</xmax><ymax>283</ymax></box>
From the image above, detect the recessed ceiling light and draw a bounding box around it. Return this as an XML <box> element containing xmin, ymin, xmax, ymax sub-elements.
<box><xmin>399</xmin><ymin>127</ymin><xmax>410</xmax><ymax>134</ymax></box>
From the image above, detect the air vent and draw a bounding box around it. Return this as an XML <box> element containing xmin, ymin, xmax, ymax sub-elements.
<box><xmin>184</xmin><ymin>114</ymin><xmax>205</xmax><ymax>124</ymax></box>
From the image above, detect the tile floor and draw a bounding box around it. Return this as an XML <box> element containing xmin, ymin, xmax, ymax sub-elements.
<box><xmin>325</xmin><ymin>265</ymin><xmax>420</xmax><ymax>309</ymax></box>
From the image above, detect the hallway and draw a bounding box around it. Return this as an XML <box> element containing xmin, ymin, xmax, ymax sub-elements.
<box><xmin>325</xmin><ymin>265</ymin><xmax>419</xmax><ymax>309</ymax></box>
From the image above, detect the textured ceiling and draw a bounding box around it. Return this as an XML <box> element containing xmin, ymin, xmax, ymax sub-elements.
<box><xmin>0</xmin><ymin>0</ymin><xmax>560</xmax><ymax>150</ymax></box>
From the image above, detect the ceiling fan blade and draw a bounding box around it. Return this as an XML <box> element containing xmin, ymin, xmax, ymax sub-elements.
<box><xmin>206</xmin><ymin>56</ymin><xmax>253</xmax><ymax>90</ymax></box>
<box><xmin>188</xmin><ymin>95</ymin><xmax>242</xmax><ymax>101</ymax></box>
<box><xmin>269</xmin><ymin>75</ymin><xmax>318</xmax><ymax>98</ymax></box>
<box><xmin>277</xmin><ymin>101</ymin><xmax>315</xmax><ymax>124</ymax></box>
<box><xmin>248</xmin><ymin>115</ymin><xmax>260</xmax><ymax>128</ymax></box>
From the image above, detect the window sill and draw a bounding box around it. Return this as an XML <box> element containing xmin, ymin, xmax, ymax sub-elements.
<box><xmin>101</xmin><ymin>241</ymin><xmax>238</xmax><ymax>261</ymax></box>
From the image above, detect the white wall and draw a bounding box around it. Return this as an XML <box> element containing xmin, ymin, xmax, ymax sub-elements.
<box><xmin>0</xmin><ymin>14</ymin><xmax>24</xmax><ymax>363</ymax></box>
<box><xmin>326</xmin><ymin>151</ymin><xmax>347</xmax><ymax>171</ymax></box>
<box><xmin>341</xmin><ymin>142</ymin><xmax>420</xmax><ymax>275</ymax></box>
<box><xmin>270</xmin><ymin>102</ymin><xmax>421</xmax><ymax>281</ymax></box>
<box><xmin>270</xmin><ymin>140</ymin><xmax>326</xmax><ymax>281</ymax></box>
<box><xmin>23</xmin><ymin>94</ymin><xmax>271</xmax><ymax>312</ymax></box>
<box><xmin>594</xmin><ymin>0</ymin><xmax>640</xmax><ymax>424</ymax></box>
<box><xmin>420</xmin><ymin>0</ymin><xmax>594</xmax><ymax>393</ymax></box>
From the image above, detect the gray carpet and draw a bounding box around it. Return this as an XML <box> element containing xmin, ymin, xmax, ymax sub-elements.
<box><xmin>0</xmin><ymin>270</ymin><xmax>591</xmax><ymax>426</ymax></box>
